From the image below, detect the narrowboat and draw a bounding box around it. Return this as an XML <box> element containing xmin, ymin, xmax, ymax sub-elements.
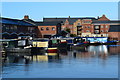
<box><xmin>31</xmin><ymin>38</ymin><xmax>49</xmax><ymax>54</ymax></box>
<box><xmin>66</xmin><ymin>38</ymin><xmax>74</xmax><ymax>46</ymax></box>
<box><xmin>49</xmin><ymin>39</ymin><xmax>60</xmax><ymax>47</ymax></box>
<box><xmin>47</xmin><ymin>39</ymin><xmax>60</xmax><ymax>54</ymax></box>
<box><xmin>84</xmin><ymin>37</ymin><xmax>118</xmax><ymax>45</ymax></box>
<box><xmin>73</xmin><ymin>37</ymin><xmax>89</xmax><ymax>47</ymax></box>
<box><xmin>106</xmin><ymin>40</ymin><xmax>118</xmax><ymax>45</ymax></box>
<box><xmin>47</xmin><ymin>47</ymin><xmax>58</xmax><ymax>53</ymax></box>
<box><xmin>57</xmin><ymin>39</ymin><xmax>68</xmax><ymax>50</ymax></box>
<box><xmin>86</xmin><ymin>37</ymin><xmax>108</xmax><ymax>45</ymax></box>
<box><xmin>1</xmin><ymin>39</ymin><xmax>31</xmax><ymax>53</ymax></box>
<box><xmin>65</xmin><ymin>38</ymin><xmax>74</xmax><ymax>50</ymax></box>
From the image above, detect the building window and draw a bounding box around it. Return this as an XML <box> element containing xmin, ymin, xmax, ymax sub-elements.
<box><xmin>5</xmin><ymin>26</ymin><xmax>9</xmax><ymax>30</ymax></box>
<box><xmin>101</xmin><ymin>30</ymin><xmax>104</xmax><ymax>32</ymax></box>
<box><xmin>95</xmin><ymin>26</ymin><xmax>99</xmax><ymax>29</ymax></box>
<box><xmin>41</xmin><ymin>27</ymin><xmax>44</xmax><ymax>31</ymax></box>
<box><xmin>52</xmin><ymin>27</ymin><xmax>55</xmax><ymax>30</ymax></box>
<box><xmin>14</xmin><ymin>26</ymin><xmax>17</xmax><ymax>30</ymax></box>
<box><xmin>10</xmin><ymin>27</ymin><xmax>14</xmax><ymax>30</ymax></box>
<box><xmin>28</xmin><ymin>27</ymin><xmax>30</xmax><ymax>30</ymax></box>
<box><xmin>101</xmin><ymin>26</ymin><xmax>104</xmax><ymax>28</ymax></box>
<box><xmin>78</xmin><ymin>31</ymin><xmax>81</xmax><ymax>34</ymax></box>
<box><xmin>106</xmin><ymin>25</ymin><xmax>108</xmax><ymax>28</ymax></box>
<box><xmin>86</xmin><ymin>30</ymin><xmax>90</xmax><ymax>32</ymax></box>
<box><xmin>2</xmin><ymin>24</ymin><xmax>5</xmax><ymax>28</ymax></box>
<box><xmin>78</xmin><ymin>23</ymin><xmax>80</xmax><ymax>26</ymax></box>
<box><xmin>83</xmin><ymin>20</ymin><xmax>91</xmax><ymax>24</ymax></box>
<box><xmin>46</xmin><ymin>27</ymin><xmax>49</xmax><ymax>30</ymax></box>
<box><xmin>28</xmin><ymin>27</ymin><xmax>33</xmax><ymax>32</ymax></box>
<box><xmin>77</xmin><ymin>27</ymin><xmax>82</xmax><ymax>30</ymax></box>
<box><xmin>88</xmin><ymin>26</ymin><xmax>90</xmax><ymax>28</ymax></box>
<box><xmin>94</xmin><ymin>30</ymin><xmax>99</xmax><ymax>34</ymax></box>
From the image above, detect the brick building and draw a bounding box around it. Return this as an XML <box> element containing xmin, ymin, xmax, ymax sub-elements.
<box><xmin>108</xmin><ymin>25</ymin><xmax>120</xmax><ymax>40</ymax></box>
<box><xmin>1</xmin><ymin>15</ymin><xmax>120</xmax><ymax>40</ymax></box>
<box><xmin>35</xmin><ymin>21</ymin><xmax>62</xmax><ymax>38</ymax></box>
<box><xmin>42</xmin><ymin>15</ymin><xmax>120</xmax><ymax>39</ymax></box>
<box><xmin>43</xmin><ymin>17</ymin><xmax>96</xmax><ymax>37</ymax></box>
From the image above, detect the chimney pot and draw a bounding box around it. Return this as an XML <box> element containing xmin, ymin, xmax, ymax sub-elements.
<box><xmin>24</xmin><ymin>15</ymin><xmax>29</xmax><ymax>19</ymax></box>
<box><xmin>69</xmin><ymin>16</ymin><xmax>70</xmax><ymax>18</ymax></box>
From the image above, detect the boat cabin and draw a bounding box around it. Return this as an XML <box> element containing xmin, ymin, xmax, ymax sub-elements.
<box><xmin>32</xmin><ymin>38</ymin><xmax>49</xmax><ymax>48</ymax></box>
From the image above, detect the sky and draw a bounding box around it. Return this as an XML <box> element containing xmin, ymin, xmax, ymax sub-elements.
<box><xmin>1</xmin><ymin>0</ymin><xmax>120</xmax><ymax>2</ymax></box>
<box><xmin>1</xmin><ymin>2</ymin><xmax>118</xmax><ymax>21</ymax></box>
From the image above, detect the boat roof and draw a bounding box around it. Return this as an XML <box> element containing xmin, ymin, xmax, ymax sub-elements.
<box><xmin>0</xmin><ymin>39</ymin><xmax>18</xmax><ymax>42</ymax></box>
<box><xmin>33</xmin><ymin>38</ymin><xmax>49</xmax><ymax>41</ymax></box>
<box><xmin>75</xmin><ymin>37</ymin><xmax>108</xmax><ymax>38</ymax></box>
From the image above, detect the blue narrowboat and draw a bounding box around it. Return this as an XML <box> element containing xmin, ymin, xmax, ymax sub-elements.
<box><xmin>86</xmin><ymin>37</ymin><xmax>108</xmax><ymax>44</ymax></box>
<box><xmin>73</xmin><ymin>37</ymin><xmax>89</xmax><ymax>46</ymax></box>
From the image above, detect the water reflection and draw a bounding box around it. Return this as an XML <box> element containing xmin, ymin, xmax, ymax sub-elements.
<box><xmin>3</xmin><ymin>45</ymin><xmax>119</xmax><ymax>65</ymax></box>
<box><xmin>2</xmin><ymin>45</ymin><xmax>119</xmax><ymax>78</ymax></box>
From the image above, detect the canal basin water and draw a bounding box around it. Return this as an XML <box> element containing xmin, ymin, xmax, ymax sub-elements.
<box><xmin>2</xmin><ymin>45</ymin><xmax>119</xmax><ymax>78</ymax></box>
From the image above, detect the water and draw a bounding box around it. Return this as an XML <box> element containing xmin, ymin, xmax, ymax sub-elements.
<box><xmin>2</xmin><ymin>45</ymin><xmax>119</xmax><ymax>78</ymax></box>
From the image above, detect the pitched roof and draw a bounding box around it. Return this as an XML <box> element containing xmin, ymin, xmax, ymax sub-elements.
<box><xmin>109</xmin><ymin>25</ymin><xmax>120</xmax><ymax>32</ymax></box>
<box><xmin>98</xmin><ymin>15</ymin><xmax>110</xmax><ymax>21</ymax></box>
<box><xmin>92</xmin><ymin>20</ymin><xmax>120</xmax><ymax>24</ymax></box>
<box><xmin>43</xmin><ymin>17</ymin><xmax>96</xmax><ymax>25</ymax></box>
<box><xmin>35</xmin><ymin>21</ymin><xmax>62</xmax><ymax>26</ymax></box>
<box><xmin>0</xmin><ymin>17</ymin><xmax>36</xmax><ymax>26</ymax></box>
<box><xmin>23</xmin><ymin>19</ymin><xmax>35</xmax><ymax>23</ymax></box>
<box><xmin>22</xmin><ymin>19</ymin><xmax>37</xmax><ymax>26</ymax></box>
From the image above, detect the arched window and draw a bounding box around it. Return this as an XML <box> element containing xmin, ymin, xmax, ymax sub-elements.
<box><xmin>46</xmin><ymin>27</ymin><xmax>49</xmax><ymax>30</ymax></box>
<box><xmin>52</xmin><ymin>27</ymin><xmax>55</xmax><ymax>30</ymax></box>
<box><xmin>41</xmin><ymin>27</ymin><xmax>44</xmax><ymax>31</ymax></box>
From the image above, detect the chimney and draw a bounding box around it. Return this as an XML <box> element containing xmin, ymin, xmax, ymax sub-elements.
<box><xmin>24</xmin><ymin>15</ymin><xmax>29</xmax><ymax>19</ymax></box>
<box><xmin>68</xmin><ymin>16</ymin><xmax>70</xmax><ymax>18</ymax></box>
<box><xmin>97</xmin><ymin>16</ymin><xmax>100</xmax><ymax>19</ymax></box>
<box><xmin>98</xmin><ymin>14</ymin><xmax>110</xmax><ymax>21</ymax></box>
<box><xmin>102</xmin><ymin>14</ymin><xmax>105</xmax><ymax>17</ymax></box>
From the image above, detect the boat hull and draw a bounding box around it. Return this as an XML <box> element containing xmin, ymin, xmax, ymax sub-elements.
<box><xmin>47</xmin><ymin>48</ymin><xmax>57</xmax><ymax>53</ymax></box>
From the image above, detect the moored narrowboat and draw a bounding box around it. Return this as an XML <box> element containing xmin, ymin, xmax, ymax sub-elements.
<box><xmin>31</xmin><ymin>38</ymin><xmax>49</xmax><ymax>54</ymax></box>
<box><xmin>86</xmin><ymin>37</ymin><xmax>108</xmax><ymax>45</ymax></box>
<box><xmin>57</xmin><ymin>39</ymin><xmax>68</xmax><ymax>50</ymax></box>
<box><xmin>2</xmin><ymin>39</ymin><xmax>32</xmax><ymax>53</ymax></box>
<box><xmin>73</xmin><ymin>37</ymin><xmax>89</xmax><ymax>47</ymax></box>
<box><xmin>47</xmin><ymin>47</ymin><xmax>57</xmax><ymax>53</ymax></box>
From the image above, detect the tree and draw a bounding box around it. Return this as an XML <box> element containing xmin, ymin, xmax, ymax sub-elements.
<box><xmin>65</xmin><ymin>28</ymin><xmax>70</xmax><ymax>33</ymax></box>
<box><xmin>70</xmin><ymin>34</ymin><xmax>77</xmax><ymax>37</ymax></box>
